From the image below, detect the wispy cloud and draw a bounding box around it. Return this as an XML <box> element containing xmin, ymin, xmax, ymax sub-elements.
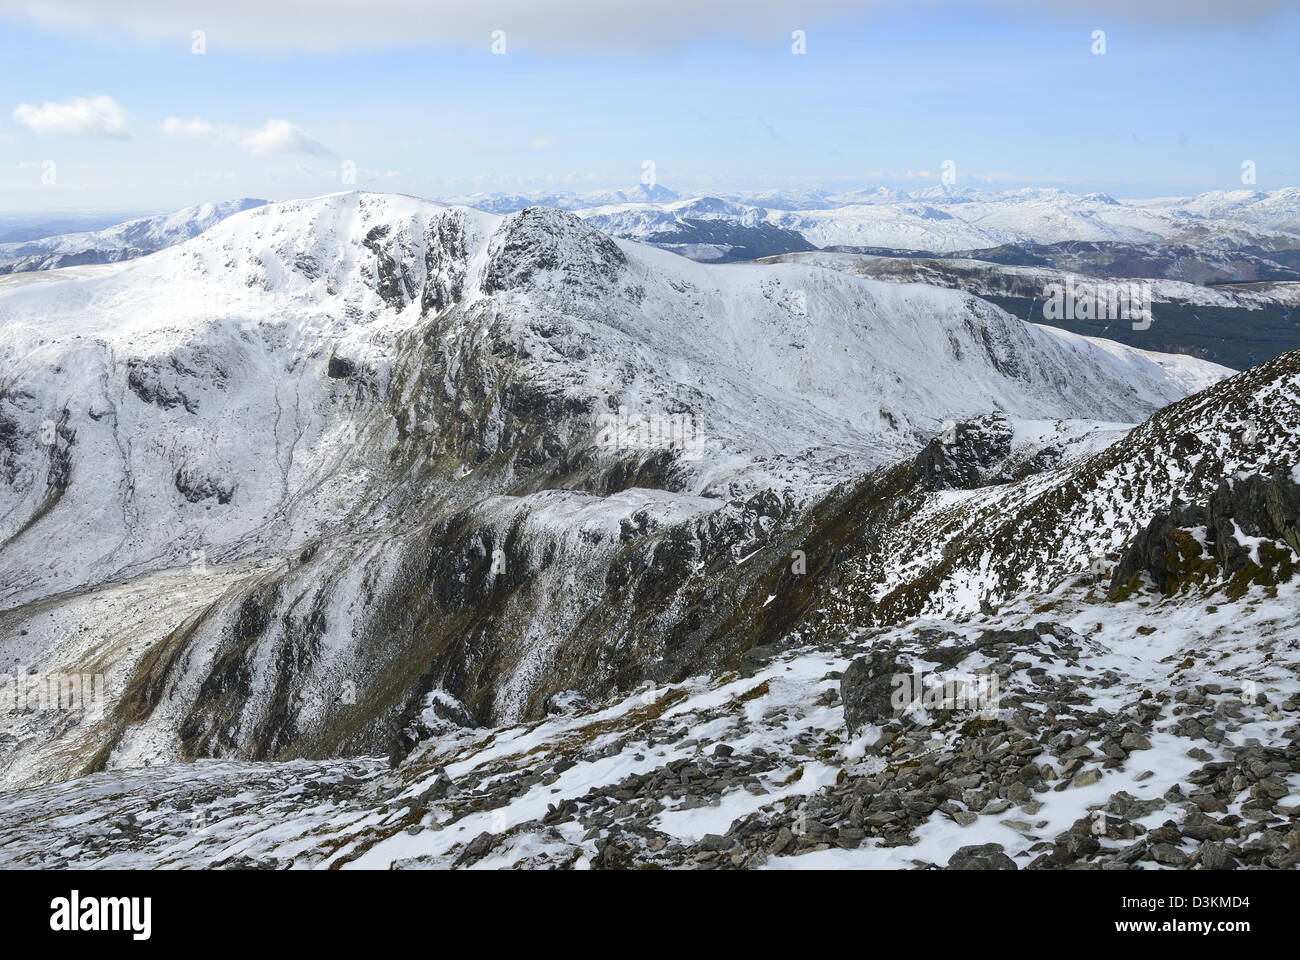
<box><xmin>12</xmin><ymin>95</ymin><xmax>129</xmax><ymax>138</ymax></box>
<box><xmin>162</xmin><ymin>117</ymin><xmax>334</xmax><ymax>156</ymax></box>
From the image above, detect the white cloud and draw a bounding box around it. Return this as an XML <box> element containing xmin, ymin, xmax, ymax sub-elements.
<box><xmin>163</xmin><ymin>116</ymin><xmax>334</xmax><ymax>156</ymax></box>
<box><xmin>12</xmin><ymin>95</ymin><xmax>129</xmax><ymax>137</ymax></box>
<box><xmin>239</xmin><ymin>119</ymin><xmax>333</xmax><ymax>156</ymax></box>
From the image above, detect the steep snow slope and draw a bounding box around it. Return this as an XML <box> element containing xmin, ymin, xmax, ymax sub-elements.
<box><xmin>0</xmin><ymin>192</ymin><xmax>1228</xmax><ymax>790</ymax></box>
<box><xmin>0</xmin><ymin>193</ymin><xmax>497</xmax><ymax>606</ymax></box>
<box><xmin>0</xmin><ymin>198</ymin><xmax>266</xmax><ymax>274</ymax></box>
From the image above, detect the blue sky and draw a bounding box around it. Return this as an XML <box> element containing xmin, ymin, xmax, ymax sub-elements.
<box><xmin>1</xmin><ymin>0</ymin><xmax>1297</xmax><ymax>212</ymax></box>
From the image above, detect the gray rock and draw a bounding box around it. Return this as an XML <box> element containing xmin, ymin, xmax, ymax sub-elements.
<box><xmin>1116</xmin><ymin>840</ymin><xmax>1147</xmax><ymax>864</ymax></box>
<box><xmin>1074</xmin><ymin>769</ymin><xmax>1103</xmax><ymax>788</ymax></box>
<box><xmin>767</xmin><ymin>827</ymin><xmax>794</xmax><ymax>855</ymax></box>
<box><xmin>453</xmin><ymin>831</ymin><xmax>496</xmax><ymax>867</ymax></box>
<box><xmin>946</xmin><ymin>842</ymin><xmax>1018</xmax><ymax>870</ymax></box>
<box><xmin>1198</xmin><ymin>841</ymin><xmax>1240</xmax><ymax>870</ymax></box>
<box><xmin>1054</xmin><ymin>832</ymin><xmax>1100</xmax><ymax>863</ymax></box>
<box><xmin>841</xmin><ymin>651</ymin><xmax>901</xmax><ymax>736</ymax></box>
<box><xmin>1104</xmin><ymin>791</ymin><xmax>1165</xmax><ymax>819</ymax></box>
<box><xmin>1150</xmin><ymin>843</ymin><xmax>1190</xmax><ymax>866</ymax></box>
<box><xmin>699</xmin><ymin>833</ymin><xmax>732</xmax><ymax>852</ymax></box>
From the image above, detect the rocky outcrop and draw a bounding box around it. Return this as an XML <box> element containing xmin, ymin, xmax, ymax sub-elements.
<box><xmin>481</xmin><ymin>206</ymin><xmax>626</xmax><ymax>296</ymax></box>
<box><xmin>1110</xmin><ymin>468</ymin><xmax>1300</xmax><ymax>597</ymax></box>
<box><xmin>911</xmin><ymin>414</ymin><xmax>1015</xmax><ymax>491</ymax></box>
<box><xmin>1206</xmin><ymin>470</ymin><xmax>1300</xmax><ymax>570</ymax></box>
<box><xmin>947</xmin><ymin>843</ymin><xmax>1018</xmax><ymax>870</ymax></box>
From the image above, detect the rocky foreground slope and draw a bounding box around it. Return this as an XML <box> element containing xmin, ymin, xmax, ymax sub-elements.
<box><xmin>0</xmin><ymin>525</ymin><xmax>1296</xmax><ymax>869</ymax></box>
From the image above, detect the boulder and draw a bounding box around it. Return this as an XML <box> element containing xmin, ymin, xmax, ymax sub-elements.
<box><xmin>841</xmin><ymin>650</ymin><xmax>901</xmax><ymax>736</ymax></box>
<box><xmin>946</xmin><ymin>843</ymin><xmax>1018</xmax><ymax>870</ymax></box>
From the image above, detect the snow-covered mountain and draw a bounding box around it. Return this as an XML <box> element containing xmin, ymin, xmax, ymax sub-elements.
<box><xmin>0</xmin><ymin>192</ymin><xmax>1224</xmax><ymax>603</ymax></box>
<box><xmin>0</xmin><ymin>191</ymin><xmax>1226</xmax><ymax>787</ymax></box>
<box><xmin>444</xmin><ymin>183</ymin><xmax>680</xmax><ymax>215</ymax></box>
<box><xmin>1</xmin><ymin>190</ymin><xmax>1296</xmax><ymax>874</ymax></box>
<box><xmin>763</xmin><ymin>250</ymin><xmax>1300</xmax><ymax>311</ymax></box>
<box><xmin>0</xmin><ymin>198</ymin><xmax>266</xmax><ymax>274</ymax></box>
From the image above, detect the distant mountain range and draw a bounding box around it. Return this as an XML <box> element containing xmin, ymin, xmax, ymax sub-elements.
<box><xmin>7</xmin><ymin>186</ymin><xmax>1298</xmax><ymax>273</ymax></box>
<box><xmin>2</xmin><ymin>187</ymin><xmax>1296</xmax><ymax>369</ymax></box>
<box><xmin>441</xmin><ymin>185</ymin><xmax>1300</xmax><ymax>257</ymax></box>
<box><xmin>0</xmin><ymin>199</ymin><xmax>266</xmax><ymax>274</ymax></box>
